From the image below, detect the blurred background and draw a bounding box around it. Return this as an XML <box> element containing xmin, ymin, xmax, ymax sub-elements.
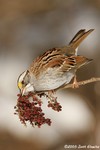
<box><xmin>0</xmin><ymin>0</ymin><xmax>100</xmax><ymax>150</ymax></box>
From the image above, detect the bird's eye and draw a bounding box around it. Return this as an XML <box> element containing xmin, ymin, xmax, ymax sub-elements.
<box><xmin>22</xmin><ymin>81</ymin><xmax>24</xmax><ymax>84</ymax></box>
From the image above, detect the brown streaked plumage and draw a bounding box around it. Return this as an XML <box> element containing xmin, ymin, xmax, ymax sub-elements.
<box><xmin>17</xmin><ymin>29</ymin><xmax>94</xmax><ymax>95</ymax></box>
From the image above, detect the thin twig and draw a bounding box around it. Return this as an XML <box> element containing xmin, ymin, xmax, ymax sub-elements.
<box><xmin>55</xmin><ymin>77</ymin><xmax>100</xmax><ymax>91</ymax></box>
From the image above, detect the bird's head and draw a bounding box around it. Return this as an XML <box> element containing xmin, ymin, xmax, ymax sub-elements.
<box><xmin>17</xmin><ymin>70</ymin><xmax>34</xmax><ymax>95</ymax></box>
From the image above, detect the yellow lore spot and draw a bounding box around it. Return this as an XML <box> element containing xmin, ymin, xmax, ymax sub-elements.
<box><xmin>18</xmin><ymin>82</ymin><xmax>22</xmax><ymax>89</ymax></box>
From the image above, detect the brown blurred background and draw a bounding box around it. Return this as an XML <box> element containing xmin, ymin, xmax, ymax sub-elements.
<box><xmin>0</xmin><ymin>0</ymin><xmax>100</xmax><ymax>150</ymax></box>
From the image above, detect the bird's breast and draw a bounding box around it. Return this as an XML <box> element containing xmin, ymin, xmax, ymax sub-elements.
<box><xmin>30</xmin><ymin>68</ymin><xmax>75</xmax><ymax>91</ymax></box>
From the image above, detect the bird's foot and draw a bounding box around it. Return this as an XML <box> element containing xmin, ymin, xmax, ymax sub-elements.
<box><xmin>47</xmin><ymin>90</ymin><xmax>56</xmax><ymax>101</ymax></box>
<box><xmin>72</xmin><ymin>75</ymin><xmax>79</xmax><ymax>88</ymax></box>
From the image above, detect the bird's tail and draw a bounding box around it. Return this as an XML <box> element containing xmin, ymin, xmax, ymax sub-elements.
<box><xmin>69</xmin><ymin>29</ymin><xmax>94</xmax><ymax>49</ymax></box>
<box><xmin>64</xmin><ymin>29</ymin><xmax>94</xmax><ymax>56</ymax></box>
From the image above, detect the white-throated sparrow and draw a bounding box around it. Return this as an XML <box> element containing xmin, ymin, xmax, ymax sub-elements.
<box><xmin>17</xmin><ymin>29</ymin><xmax>94</xmax><ymax>95</ymax></box>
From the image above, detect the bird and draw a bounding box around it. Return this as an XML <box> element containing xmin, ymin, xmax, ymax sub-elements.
<box><xmin>17</xmin><ymin>29</ymin><xmax>94</xmax><ymax>95</ymax></box>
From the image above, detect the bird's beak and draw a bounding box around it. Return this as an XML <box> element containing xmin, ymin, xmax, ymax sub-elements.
<box><xmin>21</xmin><ymin>83</ymin><xmax>34</xmax><ymax>96</ymax></box>
<box><xmin>21</xmin><ymin>88</ymin><xmax>26</xmax><ymax>96</ymax></box>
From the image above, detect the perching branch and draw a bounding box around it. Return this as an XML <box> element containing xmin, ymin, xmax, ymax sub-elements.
<box><xmin>55</xmin><ymin>77</ymin><xmax>100</xmax><ymax>91</ymax></box>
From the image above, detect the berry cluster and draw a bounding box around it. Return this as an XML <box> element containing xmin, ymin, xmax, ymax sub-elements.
<box><xmin>48</xmin><ymin>100</ymin><xmax>62</xmax><ymax>112</ymax></box>
<box><xmin>14</xmin><ymin>92</ymin><xmax>62</xmax><ymax>128</ymax></box>
<box><xmin>14</xmin><ymin>93</ymin><xmax>51</xmax><ymax>128</ymax></box>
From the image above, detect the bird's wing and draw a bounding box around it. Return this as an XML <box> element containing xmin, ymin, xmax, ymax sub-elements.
<box><xmin>29</xmin><ymin>54</ymin><xmax>74</xmax><ymax>76</ymax></box>
<box><xmin>58</xmin><ymin>55</ymin><xmax>92</xmax><ymax>73</ymax></box>
<box><xmin>29</xmin><ymin>51</ymin><xmax>92</xmax><ymax>78</ymax></box>
<box><xmin>29</xmin><ymin>50</ymin><xmax>67</xmax><ymax>76</ymax></box>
